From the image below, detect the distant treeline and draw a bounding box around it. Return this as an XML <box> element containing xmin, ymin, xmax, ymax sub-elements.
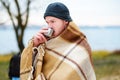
<box><xmin>0</xmin><ymin>25</ymin><xmax>120</xmax><ymax>30</ymax></box>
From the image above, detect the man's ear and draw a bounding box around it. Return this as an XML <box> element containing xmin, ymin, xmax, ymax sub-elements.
<box><xmin>65</xmin><ymin>21</ymin><xmax>69</xmax><ymax>24</ymax></box>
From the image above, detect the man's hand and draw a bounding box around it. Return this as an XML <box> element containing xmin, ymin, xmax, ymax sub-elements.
<box><xmin>33</xmin><ymin>28</ymin><xmax>48</xmax><ymax>47</ymax></box>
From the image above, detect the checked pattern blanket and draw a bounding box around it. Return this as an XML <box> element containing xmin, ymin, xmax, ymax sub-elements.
<box><xmin>20</xmin><ymin>22</ymin><xmax>96</xmax><ymax>80</ymax></box>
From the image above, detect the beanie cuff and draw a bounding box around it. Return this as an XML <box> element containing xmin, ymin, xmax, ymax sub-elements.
<box><xmin>44</xmin><ymin>12</ymin><xmax>72</xmax><ymax>22</ymax></box>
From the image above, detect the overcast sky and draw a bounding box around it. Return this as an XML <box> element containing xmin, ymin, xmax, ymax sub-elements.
<box><xmin>1</xmin><ymin>0</ymin><xmax>119</xmax><ymax>26</ymax></box>
<box><xmin>59</xmin><ymin>0</ymin><xmax>120</xmax><ymax>26</ymax></box>
<box><xmin>29</xmin><ymin>0</ymin><xmax>120</xmax><ymax>26</ymax></box>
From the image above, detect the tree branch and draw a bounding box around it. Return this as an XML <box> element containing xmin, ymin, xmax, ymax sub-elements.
<box><xmin>23</xmin><ymin>0</ymin><xmax>31</xmax><ymax>28</ymax></box>
<box><xmin>14</xmin><ymin>0</ymin><xmax>22</xmax><ymax>28</ymax></box>
<box><xmin>0</xmin><ymin>0</ymin><xmax>16</xmax><ymax>30</ymax></box>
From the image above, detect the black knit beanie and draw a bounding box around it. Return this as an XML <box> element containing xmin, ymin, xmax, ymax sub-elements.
<box><xmin>44</xmin><ymin>2</ymin><xmax>72</xmax><ymax>22</ymax></box>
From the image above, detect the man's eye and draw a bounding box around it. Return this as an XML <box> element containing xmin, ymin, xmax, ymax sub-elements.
<box><xmin>51</xmin><ymin>21</ymin><xmax>55</xmax><ymax>23</ymax></box>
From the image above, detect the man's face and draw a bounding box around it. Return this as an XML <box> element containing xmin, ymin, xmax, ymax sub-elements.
<box><xmin>45</xmin><ymin>16</ymin><xmax>68</xmax><ymax>38</ymax></box>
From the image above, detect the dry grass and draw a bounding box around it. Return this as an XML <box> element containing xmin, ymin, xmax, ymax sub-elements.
<box><xmin>92</xmin><ymin>50</ymin><xmax>120</xmax><ymax>80</ymax></box>
<box><xmin>0</xmin><ymin>54</ymin><xmax>13</xmax><ymax>62</ymax></box>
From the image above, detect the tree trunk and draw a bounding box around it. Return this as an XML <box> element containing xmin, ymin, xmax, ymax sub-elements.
<box><xmin>18</xmin><ymin>39</ymin><xmax>24</xmax><ymax>53</ymax></box>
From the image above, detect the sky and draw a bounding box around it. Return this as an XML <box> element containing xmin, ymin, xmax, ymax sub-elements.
<box><xmin>60</xmin><ymin>0</ymin><xmax>120</xmax><ymax>26</ymax></box>
<box><xmin>28</xmin><ymin>0</ymin><xmax>120</xmax><ymax>26</ymax></box>
<box><xmin>1</xmin><ymin>0</ymin><xmax>120</xmax><ymax>26</ymax></box>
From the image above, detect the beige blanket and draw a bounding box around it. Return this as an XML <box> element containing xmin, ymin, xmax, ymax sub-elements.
<box><xmin>20</xmin><ymin>22</ymin><xmax>96</xmax><ymax>80</ymax></box>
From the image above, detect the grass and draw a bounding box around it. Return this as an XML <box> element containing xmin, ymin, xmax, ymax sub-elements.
<box><xmin>0</xmin><ymin>51</ymin><xmax>120</xmax><ymax>80</ymax></box>
<box><xmin>92</xmin><ymin>50</ymin><xmax>120</xmax><ymax>80</ymax></box>
<box><xmin>0</xmin><ymin>53</ymin><xmax>14</xmax><ymax>80</ymax></box>
<box><xmin>0</xmin><ymin>61</ymin><xmax>10</xmax><ymax>80</ymax></box>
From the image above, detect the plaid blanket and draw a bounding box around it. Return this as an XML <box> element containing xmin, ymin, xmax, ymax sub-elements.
<box><xmin>20</xmin><ymin>22</ymin><xmax>96</xmax><ymax>80</ymax></box>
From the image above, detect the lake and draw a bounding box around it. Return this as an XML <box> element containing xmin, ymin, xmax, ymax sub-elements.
<box><xmin>0</xmin><ymin>26</ymin><xmax>120</xmax><ymax>54</ymax></box>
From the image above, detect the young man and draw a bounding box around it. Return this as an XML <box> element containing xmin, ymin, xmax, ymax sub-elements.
<box><xmin>20</xmin><ymin>2</ymin><xmax>96</xmax><ymax>80</ymax></box>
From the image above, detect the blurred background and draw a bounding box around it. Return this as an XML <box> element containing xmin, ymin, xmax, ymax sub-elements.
<box><xmin>0</xmin><ymin>0</ymin><xmax>120</xmax><ymax>80</ymax></box>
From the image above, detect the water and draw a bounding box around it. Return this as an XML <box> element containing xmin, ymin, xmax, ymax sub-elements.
<box><xmin>81</xmin><ymin>27</ymin><xmax>120</xmax><ymax>51</ymax></box>
<box><xmin>0</xmin><ymin>26</ymin><xmax>120</xmax><ymax>54</ymax></box>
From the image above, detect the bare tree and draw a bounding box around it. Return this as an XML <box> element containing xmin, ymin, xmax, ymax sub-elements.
<box><xmin>0</xmin><ymin>0</ymin><xmax>31</xmax><ymax>53</ymax></box>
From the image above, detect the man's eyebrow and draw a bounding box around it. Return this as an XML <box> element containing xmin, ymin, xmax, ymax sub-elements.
<box><xmin>47</xmin><ymin>19</ymin><xmax>55</xmax><ymax>22</ymax></box>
